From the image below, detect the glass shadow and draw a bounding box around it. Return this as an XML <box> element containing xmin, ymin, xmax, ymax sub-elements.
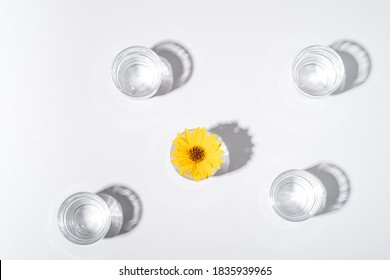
<box><xmin>331</xmin><ymin>40</ymin><xmax>372</xmax><ymax>95</ymax></box>
<box><xmin>97</xmin><ymin>185</ymin><xmax>142</xmax><ymax>238</ymax></box>
<box><xmin>305</xmin><ymin>162</ymin><xmax>351</xmax><ymax>215</ymax></box>
<box><xmin>152</xmin><ymin>40</ymin><xmax>194</xmax><ymax>97</ymax></box>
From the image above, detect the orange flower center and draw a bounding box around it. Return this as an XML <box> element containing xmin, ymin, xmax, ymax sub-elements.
<box><xmin>188</xmin><ymin>146</ymin><xmax>206</xmax><ymax>163</ymax></box>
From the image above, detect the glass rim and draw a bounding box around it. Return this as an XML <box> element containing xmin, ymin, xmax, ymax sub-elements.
<box><xmin>292</xmin><ymin>45</ymin><xmax>345</xmax><ymax>98</ymax></box>
<box><xmin>111</xmin><ymin>45</ymin><xmax>163</xmax><ymax>100</ymax></box>
<box><xmin>58</xmin><ymin>192</ymin><xmax>112</xmax><ymax>245</ymax></box>
<box><xmin>269</xmin><ymin>169</ymin><xmax>326</xmax><ymax>222</ymax></box>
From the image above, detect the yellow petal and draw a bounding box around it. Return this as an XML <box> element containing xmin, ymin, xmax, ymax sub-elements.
<box><xmin>185</xmin><ymin>128</ymin><xmax>195</xmax><ymax>146</ymax></box>
<box><xmin>207</xmin><ymin>149</ymin><xmax>224</xmax><ymax>157</ymax></box>
<box><xmin>190</xmin><ymin>166</ymin><xmax>199</xmax><ymax>179</ymax></box>
<box><xmin>171</xmin><ymin>150</ymin><xmax>188</xmax><ymax>158</ymax></box>
<box><xmin>205</xmin><ymin>134</ymin><xmax>218</xmax><ymax>143</ymax></box>
<box><xmin>193</xmin><ymin>127</ymin><xmax>205</xmax><ymax>145</ymax></box>
<box><xmin>206</xmin><ymin>155</ymin><xmax>224</xmax><ymax>162</ymax></box>
<box><xmin>197</xmin><ymin>162</ymin><xmax>209</xmax><ymax>179</ymax></box>
<box><xmin>172</xmin><ymin>157</ymin><xmax>192</xmax><ymax>166</ymax></box>
<box><xmin>172</xmin><ymin>146</ymin><xmax>189</xmax><ymax>154</ymax></box>
<box><xmin>204</xmin><ymin>162</ymin><xmax>215</xmax><ymax>176</ymax></box>
<box><xmin>179</xmin><ymin>165</ymin><xmax>193</xmax><ymax>176</ymax></box>
<box><xmin>173</xmin><ymin>137</ymin><xmax>189</xmax><ymax>148</ymax></box>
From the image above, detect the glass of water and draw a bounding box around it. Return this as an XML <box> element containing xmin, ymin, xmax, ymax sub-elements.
<box><xmin>112</xmin><ymin>46</ymin><xmax>168</xmax><ymax>99</ymax></box>
<box><xmin>292</xmin><ymin>45</ymin><xmax>345</xmax><ymax>97</ymax></box>
<box><xmin>58</xmin><ymin>192</ymin><xmax>112</xmax><ymax>245</ymax></box>
<box><xmin>58</xmin><ymin>192</ymin><xmax>123</xmax><ymax>245</ymax></box>
<box><xmin>269</xmin><ymin>169</ymin><xmax>326</xmax><ymax>221</ymax></box>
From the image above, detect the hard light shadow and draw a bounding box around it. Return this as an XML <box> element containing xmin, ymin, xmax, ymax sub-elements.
<box><xmin>306</xmin><ymin>162</ymin><xmax>351</xmax><ymax>215</ymax></box>
<box><xmin>330</xmin><ymin>40</ymin><xmax>372</xmax><ymax>95</ymax></box>
<box><xmin>152</xmin><ymin>40</ymin><xmax>194</xmax><ymax>97</ymax></box>
<box><xmin>209</xmin><ymin>121</ymin><xmax>254</xmax><ymax>176</ymax></box>
<box><xmin>97</xmin><ymin>185</ymin><xmax>142</xmax><ymax>238</ymax></box>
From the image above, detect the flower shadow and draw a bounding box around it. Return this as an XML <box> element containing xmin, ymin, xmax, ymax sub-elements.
<box><xmin>152</xmin><ymin>40</ymin><xmax>194</xmax><ymax>97</ymax></box>
<box><xmin>209</xmin><ymin>122</ymin><xmax>254</xmax><ymax>176</ymax></box>
<box><xmin>330</xmin><ymin>40</ymin><xmax>372</xmax><ymax>95</ymax></box>
<box><xmin>97</xmin><ymin>185</ymin><xmax>142</xmax><ymax>238</ymax></box>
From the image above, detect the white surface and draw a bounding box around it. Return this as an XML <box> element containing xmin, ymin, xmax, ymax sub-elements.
<box><xmin>1</xmin><ymin>0</ymin><xmax>389</xmax><ymax>259</ymax></box>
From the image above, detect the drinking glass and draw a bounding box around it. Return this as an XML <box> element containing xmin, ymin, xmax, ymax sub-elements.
<box><xmin>112</xmin><ymin>46</ymin><xmax>168</xmax><ymax>99</ymax></box>
<box><xmin>269</xmin><ymin>169</ymin><xmax>326</xmax><ymax>221</ymax></box>
<box><xmin>58</xmin><ymin>192</ymin><xmax>123</xmax><ymax>245</ymax></box>
<box><xmin>270</xmin><ymin>162</ymin><xmax>350</xmax><ymax>221</ymax></box>
<box><xmin>292</xmin><ymin>45</ymin><xmax>345</xmax><ymax>97</ymax></box>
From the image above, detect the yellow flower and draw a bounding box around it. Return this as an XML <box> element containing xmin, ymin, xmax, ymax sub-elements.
<box><xmin>171</xmin><ymin>127</ymin><xmax>225</xmax><ymax>182</ymax></box>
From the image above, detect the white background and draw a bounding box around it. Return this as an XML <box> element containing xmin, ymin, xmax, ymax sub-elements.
<box><xmin>1</xmin><ymin>0</ymin><xmax>389</xmax><ymax>259</ymax></box>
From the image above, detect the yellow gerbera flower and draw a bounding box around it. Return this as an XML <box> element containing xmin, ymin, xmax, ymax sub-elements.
<box><xmin>171</xmin><ymin>127</ymin><xmax>225</xmax><ymax>182</ymax></box>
